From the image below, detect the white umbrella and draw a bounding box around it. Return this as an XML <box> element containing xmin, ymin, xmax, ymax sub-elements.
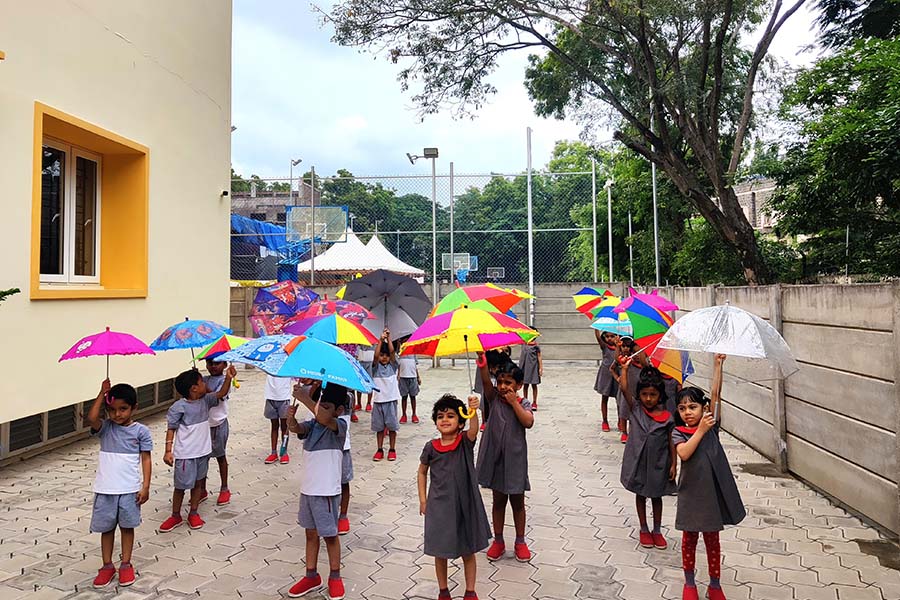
<box><xmin>655</xmin><ymin>304</ymin><xmax>799</xmax><ymax>380</ymax></box>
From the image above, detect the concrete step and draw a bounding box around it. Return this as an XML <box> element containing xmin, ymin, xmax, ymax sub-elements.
<box><xmin>532</xmin><ymin>313</ymin><xmax>596</xmax><ymax>329</ymax></box>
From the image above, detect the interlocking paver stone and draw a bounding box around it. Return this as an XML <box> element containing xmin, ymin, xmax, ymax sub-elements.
<box><xmin>0</xmin><ymin>364</ymin><xmax>897</xmax><ymax>599</ymax></box>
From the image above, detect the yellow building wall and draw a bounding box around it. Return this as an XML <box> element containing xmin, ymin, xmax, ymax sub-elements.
<box><xmin>0</xmin><ymin>2</ymin><xmax>232</xmax><ymax>423</ymax></box>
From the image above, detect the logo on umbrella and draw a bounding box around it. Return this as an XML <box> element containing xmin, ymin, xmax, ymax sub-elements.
<box><xmin>76</xmin><ymin>340</ymin><xmax>93</xmax><ymax>354</ymax></box>
<box><xmin>246</xmin><ymin>342</ymin><xmax>279</xmax><ymax>361</ymax></box>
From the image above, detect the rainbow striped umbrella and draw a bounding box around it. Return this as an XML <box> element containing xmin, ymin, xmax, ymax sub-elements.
<box><xmin>196</xmin><ymin>334</ymin><xmax>249</xmax><ymax>361</ymax></box>
<box><xmin>430</xmin><ymin>283</ymin><xmax>531</xmax><ymax>317</ymax></box>
<box><xmin>650</xmin><ymin>347</ymin><xmax>695</xmax><ymax>384</ymax></box>
<box><xmin>283</xmin><ymin>314</ymin><xmax>379</xmax><ymax>346</ymax></box>
<box><xmin>400</xmin><ymin>307</ymin><xmax>538</xmax><ymax>357</ymax></box>
<box><xmin>573</xmin><ymin>287</ymin><xmax>615</xmax><ymax>319</ymax></box>
<box><xmin>614</xmin><ymin>297</ymin><xmax>674</xmax><ymax>355</ymax></box>
<box><xmin>615</xmin><ymin>288</ymin><xmax>679</xmax><ymax>313</ymax></box>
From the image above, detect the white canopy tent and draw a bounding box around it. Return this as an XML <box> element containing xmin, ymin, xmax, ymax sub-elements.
<box><xmin>297</xmin><ymin>230</ymin><xmax>425</xmax><ymax>282</ymax></box>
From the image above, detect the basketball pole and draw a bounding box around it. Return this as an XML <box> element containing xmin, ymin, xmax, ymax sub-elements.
<box><xmin>310</xmin><ymin>166</ymin><xmax>316</xmax><ymax>285</ymax></box>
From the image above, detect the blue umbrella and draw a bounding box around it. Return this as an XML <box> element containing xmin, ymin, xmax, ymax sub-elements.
<box><xmin>275</xmin><ymin>336</ymin><xmax>375</xmax><ymax>393</ymax></box>
<box><xmin>591</xmin><ymin>316</ymin><xmax>633</xmax><ymax>337</ymax></box>
<box><xmin>216</xmin><ymin>334</ymin><xmax>297</xmax><ymax>374</ymax></box>
<box><xmin>149</xmin><ymin>318</ymin><xmax>231</xmax><ymax>352</ymax></box>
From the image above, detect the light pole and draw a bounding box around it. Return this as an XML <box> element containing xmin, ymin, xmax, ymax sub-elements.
<box><xmin>406</xmin><ymin>148</ymin><xmax>439</xmax><ymax>306</ymax></box>
<box><xmin>349</xmin><ymin>212</ymin><xmax>356</xmax><ymax>232</ymax></box>
<box><xmin>449</xmin><ymin>161</ymin><xmax>455</xmax><ymax>287</ymax></box>
<box><xmin>605</xmin><ymin>179</ymin><xmax>614</xmax><ymax>284</ymax></box>
<box><xmin>375</xmin><ymin>219</ymin><xmax>382</xmax><ymax>235</ymax></box>
<box><xmin>289</xmin><ymin>158</ymin><xmax>302</xmax><ymax>204</ymax></box>
<box><xmin>591</xmin><ymin>158</ymin><xmax>598</xmax><ymax>282</ymax></box>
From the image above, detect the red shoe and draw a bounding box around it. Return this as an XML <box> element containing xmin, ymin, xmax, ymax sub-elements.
<box><xmin>652</xmin><ymin>532</ymin><xmax>667</xmax><ymax>549</ymax></box>
<box><xmin>92</xmin><ymin>565</ymin><xmax>116</xmax><ymax>588</ymax></box>
<box><xmin>462</xmin><ymin>593</ymin><xmax>479</xmax><ymax>600</ymax></box>
<box><xmin>280</xmin><ymin>453</ymin><xmax>290</xmax><ymax>464</ymax></box>
<box><xmin>328</xmin><ymin>577</ymin><xmax>345</xmax><ymax>600</ymax></box>
<box><xmin>216</xmin><ymin>489</ymin><xmax>231</xmax><ymax>506</ymax></box>
<box><xmin>118</xmin><ymin>562</ymin><xmax>135</xmax><ymax>586</ymax></box>
<box><xmin>639</xmin><ymin>531</ymin><xmax>653</xmax><ymax>548</ymax></box>
<box><xmin>514</xmin><ymin>541</ymin><xmax>531</xmax><ymax>562</ymax></box>
<box><xmin>399</xmin><ymin>415</ymin><xmax>408</xmax><ymax>424</ymax></box>
<box><xmin>198</xmin><ymin>490</ymin><xmax>209</xmax><ymax>504</ymax></box>
<box><xmin>532</xmin><ymin>402</ymin><xmax>538</xmax><ymax>412</ymax></box>
<box><xmin>264</xmin><ymin>453</ymin><xmax>278</xmax><ymax>464</ymax></box>
<box><xmin>601</xmin><ymin>422</ymin><xmax>611</xmax><ymax>432</ymax></box>
<box><xmin>373</xmin><ymin>449</ymin><xmax>384</xmax><ymax>461</ymax></box>
<box><xmin>158</xmin><ymin>514</ymin><xmax>183</xmax><ymax>533</ymax></box>
<box><xmin>438</xmin><ymin>590</ymin><xmax>452</xmax><ymax>600</ymax></box>
<box><xmin>620</xmin><ymin>433</ymin><xmax>628</xmax><ymax>444</ymax></box>
<box><xmin>288</xmin><ymin>574</ymin><xmax>323</xmax><ymax>597</ymax></box>
<box><xmin>485</xmin><ymin>541</ymin><xmax>505</xmax><ymax>561</ymax></box>
<box><xmin>354</xmin><ymin>403</ymin><xmax>362</xmax><ymax>411</ymax></box>
<box><xmin>365</xmin><ymin>404</ymin><xmax>372</xmax><ymax>412</ymax></box>
<box><xmin>338</xmin><ymin>517</ymin><xmax>350</xmax><ymax>535</ymax></box>
<box><xmin>187</xmin><ymin>513</ymin><xmax>204</xmax><ymax>529</ymax></box>
<box><xmin>682</xmin><ymin>584</ymin><xmax>700</xmax><ymax>600</ymax></box>
<box><xmin>707</xmin><ymin>587</ymin><xmax>727</xmax><ymax>600</ymax></box>
<box><xmin>387</xmin><ymin>449</ymin><xmax>397</xmax><ymax>461</ymax></box>
<box><xmin>350</xmin><ymin>413</ymin><xmax>359</xmax><ymax>423</ymax></box>
<box><xmin>411</xmin><ymin>415</ymin><xmax>419</xmax><ymax>424</ymax></box>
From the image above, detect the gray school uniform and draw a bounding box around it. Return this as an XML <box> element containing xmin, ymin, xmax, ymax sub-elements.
<box><xmin>663</xmin><ymin>376</ymin><xmax>680</xmax><ymax>415</ymax></box>
<box><xmin>518</xmin><ymin>345</ymin><xmax>541</xmax><ymax>385</ymax></box>
<box><xmin>167</xmin><ymin>394</ymin><xmax>218</xmax><ymax>490</ymax></box>
<box><xmin>594</xmin><ymin>344</ymin><xmax>619</xmax><ymax>396</ymax></box>
<box><xmin>615</xmin><ymin>363</ymin><xmax>642</xmax><ymax>421</ymax></box>
<box><xmin>90</xmin><ymin>420</ymin><xmax>153</xmax><ymax>533</ymax></box>
<box><xmin>264</xmin><ymin>399</ymin><xmax>289</xmax><ymax>419</ymax></box>
<box><xmin>476</xmin><ymin>394</ymin><xmax>532</xmax><ymax>494</ymax></box>
<box><xmin>296</xmin><ymin>418</ymin><xmax>348</xmax><ymax>538</ymax></box>
<box><xmin>421</xmin><ymin>435</ymin><xmax>491</xmax><ymax>559</ymax></box>
<box><xmin>620</xmin><ymin>405</ymin><xmax>676</xmax><ymax>498</ymax></box>
<box><xmin>673</xmin><ymin>424</ymin><xmax>746</xmax><ymax>532</ymax></box>
<box><xmin>206</xmin><ymin>373</ymin><xmax>229</xmax><ymax>458</ymax></box>
<box><xmin>398</xmin><ymin>377</ymin><xmax>420</xmax><ymax>397</ymax></box>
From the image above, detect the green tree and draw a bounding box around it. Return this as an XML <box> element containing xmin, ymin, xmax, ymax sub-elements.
<box><xmin>815</xmin><ymin>0</ymin><xmax>900</xmax><ymax>48</ymax></box>
<box><xmin>0</xmin><ymin>288</ymin><xmax>20</xmax><ymax>304</ymax></box>
<box><xmin>325</xmin><ymin>0</ymin><xmax>808</xmax><ymax>284</ymax></box>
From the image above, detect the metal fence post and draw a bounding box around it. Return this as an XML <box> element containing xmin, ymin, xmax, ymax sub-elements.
<box><xmin>769</xmin><ymin>284</ymin><xmax>788</xmax><ymax>472</ymax></box>
<box><xmin>892</xmin><ymin>281</ymin><xmax>900</xmax><ymax>531</ymax></box>
<box><xmin>310</xmin><ymin>166</ymin><xmax>316</xmax><ymax>285</ymax></box>
<box><xmin>526</xmin><ymin>127</ymin><xmax>535</xmax><ymax>326</ymax></box>
<box><xmin>591</xmin><ymin>158</ymin><xmax>598</xmax><ymax>282</ymax></box>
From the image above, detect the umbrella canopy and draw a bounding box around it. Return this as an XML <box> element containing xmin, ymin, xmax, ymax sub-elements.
<box><xmin>615</xmin><ymin>287</ymin><xmax>679</xmax><ymax>314</ymax></box>
<box><xmin>573</xmin><ymin>287</ymin><xmax>614</xmax><ymax>319</ymax></box>
<box><xmin>216</xmin><ymin>334</ymin><xmax>298</xmax><ymax>374</ymax></box>
<box><xmin>614</xmin><ymin>298</ymin><xmax>674</xmax><ymax>355</ymax></box>
<box><xmin>250</xmin><ymin>281</ymin><xmax>318</xmax><ymax>316</ymax></box>
<box><xmin>283</xmin><ymin>314</ymin><xmax>379</xmax><ymax>346</ymax></box>
<box><xmin>340</xmin><ymin>269</ymin><xmax>432</xmax><ymax>339</ymax></box>
<box><xmin>274</xmin><ymin>336</ymin><xmax>374</xmax><ymax>392</ymax></box>
<box><xmin>149</xmin><ymin>319</ymin><xmax>232</xmax><ymax>351</ymax></box>
<box><xmin>400</xmin><ymin>307</ymin><xmax>539</xmax><ymax>357</ymax></box>
<box><xmin>591</xmin><ymin>315</ymin><xmax>633</xmax><ymax>337</ymax></box>
<box><xmin>294</xmin><ymin>298</ymin><xmax>375</xmax><ymax>323</ymax></box>
<box><xmin>587</xmin><ymin>294</ymin><xmax>625</xmax><ymax>321</ymax></box>
<box><xmin>650</xmin><ymin>347</ymin><xmax>695</xmax><ymax>384</ymax></box>
<box><xmin>430</xmin><ymin>283</ymin><xmax>531</xmax><ymax>317</ymax></box>
<box><xmin>59</xmin><ymin>327</ymin><xmax>156</xmax><ymax>377</ymax></box>
<box><xmin>656</xmin><ymin>304</ymin><xmax>799</xmax><ymax>379</ymax></box>
<box><xmin>196</xmin><ymin>334</ymin><xmax>249</xmax><ymax>361</ymax></box>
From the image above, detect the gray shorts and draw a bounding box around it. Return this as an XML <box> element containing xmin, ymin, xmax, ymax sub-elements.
<box><xmin>298</xmin><ymin>494</ymin><xmax>340</xmax><ymax>537</ymax></box>
<box><xmin>174</xmin><ymin>456</ymin><xmax>209</xmax><ymax>490</ymax></box>
<box><xmin>265</xmin><ymin>399</ymin><xmax>289</xmax><ymax>420</ymax></box>
<box><xmin>341</xmin><ymin>450</ymin><xmax>353</xmax><ymax>484</ymax></box>
<box><xmin>90</xmin><ymin>493</ymin><xmax>141</xmax><ymax>533</ymax></box>
<box><xmin>210</xmin><ymin>420</ymin><xmax>229</xmax><ymax>458</ymax></box>
<box><xmin>398</xmin><ymin>377</ymin><xmax>419</xmax><ymax>397</ymax></box>
<box><xmin>371</xmin><ymin>400</ymin><xmax>400</xmax><ymax>432</ymax></box>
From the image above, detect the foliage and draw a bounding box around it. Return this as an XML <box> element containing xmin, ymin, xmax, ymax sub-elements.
<box><xmin>0</xmin><ymin>288</ymin><xmax>20</xmax><ymax>304</ymax></box>
<box><xmin>814</xmin><ymin>0</ymin><xmax>900</xmax><ymax>48</ymax></box>
<box><xmin>771</xmin><ymin>37</ymin><xmax>900</xmax><ymax>278</ymax></box>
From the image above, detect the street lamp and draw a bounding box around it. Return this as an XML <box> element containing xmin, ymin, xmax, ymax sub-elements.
<box><xmin>289</xmin><ymin>158</ymin><xmax>302</xmax><ymax>203</ymax></box>
<box><xmin>406</xmin><ymin>147</ymin><xmax>439</xmax><ymax>306</ymax></box>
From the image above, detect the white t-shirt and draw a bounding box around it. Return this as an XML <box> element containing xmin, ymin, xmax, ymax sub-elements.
<box><xmin>372</xmin><ymin>362</ymin><xmax>401</xmax><ymax>403</ymax></box>
<box><xmin>265</xmin><ymin>375</ymin><xmax>293</xmax><ymax>401</ymax></box>
<box><xmin>205</xmin><ymin>374</ymin><xmax>228</xmax><ymax>427</ymax></box>
<box><xmin>398</xmin><ymin>356</ymin><xmax>418</xmax><ymax>378</ymax></box>
<box><xmin>92</xmin><ymin>420</ymin><xmax>153</xmax><ymax>494</ymax></box>
<box><xmin>339</xmin><ymin>414</ymin><xmax>351</xmax><ymax>450</ymax></box>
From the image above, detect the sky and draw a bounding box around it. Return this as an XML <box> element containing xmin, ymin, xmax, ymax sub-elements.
<box><xmin>231</xmin><ymin>1</ymin><xmax>820</xmax><ymax>181</ymax></box>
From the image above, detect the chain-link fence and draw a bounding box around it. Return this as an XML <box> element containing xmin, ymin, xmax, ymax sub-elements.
<box><xmin>231</xmin><ymin>169</ymin><xmax>602</xmax><ymax>286</ymax></box>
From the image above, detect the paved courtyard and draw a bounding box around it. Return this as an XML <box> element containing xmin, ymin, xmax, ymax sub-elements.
<box><xmin>0</xmin><ymin>364</ymin><xmax>897</xmax><ymax>599</ymax></box>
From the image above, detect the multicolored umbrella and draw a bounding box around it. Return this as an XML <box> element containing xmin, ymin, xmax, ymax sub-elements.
<box><xmin>250</xmin><ymin>281</ymin><xmax>318</xmax><ymax>316</ymax></box>
<box><xmin>430</xmin><ymin>283</ymin><xmax>531</xmax><ymax>317</ymax></box>
<box><xmin>591</xmin><ymin>315</ymin><xmax>633</xmax><ymax>337</ymax></box>
<box><xmin>573</xmin><ymin>287</ymin><xmax>615</xmax><ymax>319</ymax></box>
<box><xmin>274</xmin><ymin>336</ymin><xmax>374</xmax><ymax>393</ymax></box>
<box><xmin>283</xmin><ymin>314</ymin><xmax>379</xmax><ymax>346</ymax></box>
<box><xmin>614</xmin><ymin>298</ymin><xmax>674</xmax><ymax>356</ymax></box>
<box><xmin>216</xmin><ymin>334</ymin><xmax>298</xmax><ymax>375</ymax></box>
<box><xmin>400</xmin><ymin>307</ymin><xmax>539</xmax><ymax>357</ymax></box>
<box><xmin>649</xmin><ymin>347</ymin><xmax>695</xmax><ymax>384</ymax></box>
<box><xmin>294</xmin><ymin>298</ymin><xmax>375</xmax><ymax>323</ymax></box>
<box><xmin>195</xmin><ymin>334</ymin><xmax>249</xmax><ymax>361</ymax></box>
<box><xmin>59</xmin><ymin>327</ymin><xmax>156</xmax><ymax>377</ymax></box>
<box><xmin>614</xmin><ymin>288</ymin><xmax>679</xmax><ymax>314</ymax></box>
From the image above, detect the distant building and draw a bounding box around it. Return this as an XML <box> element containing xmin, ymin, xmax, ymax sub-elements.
<box><xmin>733</xmin><ymin>177</ymin><xmax>778</xmax><ymax>231</ymax></box>
<box><xmin>231</xmin><ymin>182</ymin><xmax>321</xmax><ymax>225</ymax></box>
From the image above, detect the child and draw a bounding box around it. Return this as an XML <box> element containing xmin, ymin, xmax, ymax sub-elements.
<box><xmin>338</xmin><ymin>388</ymin><xmax>354</xmax><ymax>535</ymax></box>
<box><xmin>86</xmin><ymin>380</ymin><xmax>152</xmax><ymax>588</ymax></box>
<box><xmin>674</xmin><ymin>355</ymin><xmax>745</xmax><ymax>600</ymax></box>
<box><xmin>398</xmin><ymin>350</ymin><xmax>421</xmax><ymax>423</ymax></box>
<box><xmin>337</xmin><ymin>344</ymin><xmax>359</xmax><ymax>423</ymax></box>
<box><xmin>357</xmin><ymin>344</ymin><xmax>375</xmax><ymax>411</ymax></box>
<box><xmin>611</xmin><ymin>337</ymin><xmax>645</xmax><ymax>444</ymax></box>
<box><xmin>518</xmin><ymin>340</ymin><xmax>542</xmax><ymax>411</ymax></box>
<box><xmin>619</xmin><ymin>361</ymin><xmax>676</xmax><ymax>550</ymax></box>
<box><xmin>199</xmin><ymin>358</ymin><xmax>231</xmax><ymax>506</ymax></box>
<box><xmin>593</xmin><ymin>330</ymin><xmax>619</xmax><ymax>431</ymax></box>
<box><xmin>476</xmin><ymin>360</ymin><xmax>534</xmax><ymax>562</ymax></box>
<box><xmin>474</xmin><ymin>349</ymin><xmax>511</xmax><ymax>429</ymax></box>
<box><xmin>160</xmin><ymin>366</ymin><xmax>236</xmax><ymax>533</ymax></box>
<box><xmin>418</xmin><ymin>394</ymin><xmax>491</xmax><ymax>600</ymax></box>
<box><xmin>285</xmin><ymin>383</ymin><xmax>348</xmax><ymax>600</ymax></box>
<box><xmin>264</xmin><ymin>374</ymin><xmax>293</xmax><ymax>464</ymax></box>
<box><xmin>371</xmin><ymin>329</ymin><xmax>401</xmax><ymax>461</ymax></box>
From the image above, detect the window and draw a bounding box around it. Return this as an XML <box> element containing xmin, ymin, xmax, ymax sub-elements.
<box><xmin>40</xmin><ymin>138</ymin><xmax>101</xmax><ymax>283</ymax></box>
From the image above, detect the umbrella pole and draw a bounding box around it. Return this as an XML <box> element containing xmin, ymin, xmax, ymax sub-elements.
<box><xmin>106</xmin><ymin>355</ymin><xmax>109</xmax><ymax>380</ymax></box>
<box><xmin>464</xmin><ymin>335</ymin><xmax>473</xmax><ymax>392</ymax></box>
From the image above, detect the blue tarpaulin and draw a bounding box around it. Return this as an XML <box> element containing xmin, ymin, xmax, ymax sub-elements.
<box><xmin>231</xmin><ymin>214</ymin><xmax>323</xmax><ymax>282</ymax></box>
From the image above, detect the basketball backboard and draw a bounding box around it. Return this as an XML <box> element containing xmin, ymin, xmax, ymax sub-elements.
<box><xmin>442</xmin><ymin>253</ymin><xmax>479</xmax><ymax>271</ymax></box>
<box><xmin>286</xmin><ymin>205</ymin><xmax>348</xmax><ymax>243</ymax></box>
<box><xmin>486</xmin><ymin>267</ymin><xmax>505</xmax><ymax>280</ymax></box>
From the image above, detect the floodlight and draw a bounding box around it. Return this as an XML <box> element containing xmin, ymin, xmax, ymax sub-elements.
<box><xmin>423</xmin><ymin>147</ymin><xmax>439</xmax><ymax>158</ymax></box>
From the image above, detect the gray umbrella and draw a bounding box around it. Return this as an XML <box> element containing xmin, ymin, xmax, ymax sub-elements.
<box><xmin>340</xmin><ymin>270</ymin><xmax>432</xmax><ymax>340</ymax></box>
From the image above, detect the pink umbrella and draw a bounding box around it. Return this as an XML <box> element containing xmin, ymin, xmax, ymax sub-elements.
<box><xmin>614</xmin><ymin>288</ymin><xmax>679</xmax><ymax>314</ymax></box>
<box><xmin>60</xmin><ymin>327</ymin><xmax>156</xmax><ymax>377</ymax></box>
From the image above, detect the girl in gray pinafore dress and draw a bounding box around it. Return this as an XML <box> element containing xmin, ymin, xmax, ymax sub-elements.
<box><xmin>618</xmin><ymin>363</ymin><xmax>676</xmax><ymax>551</ymax></box>
<box><xmin>419</xmin><ymin>395</ymin><xmax>490</xmax><ymax>599</ymax></box>
<box><xmin>613</xmin><ymin>338</ymin><xmax>645</xmax><ymax>443</ymax></box>
<box><xmin>672</xmin><ymin>355</ymin><xmax>745</xmax><ymax>600</ymax></box>
<box><xmin>518</xmin><ymin>342</ymin><xmax>542</xmax><ymax>410</ymax></box>
<box><xmin>594</xmin><ymin>330</ymin><xmax>619</xmax><ymax>431</ymax></box>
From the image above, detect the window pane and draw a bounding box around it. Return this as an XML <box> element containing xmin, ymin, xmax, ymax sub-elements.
<box><xmin>74</xmin><ymin>156</ymin><xmax>98</xmax><ymax>276</ymax></box>
<box><xmin>40</xmin><ymin>146</ymin><xmax>65</xmax><ymax>275</ymax></box>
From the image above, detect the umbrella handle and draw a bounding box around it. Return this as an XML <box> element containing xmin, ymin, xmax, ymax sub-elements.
<box><xmin>458</xmin><ymin>406</ymin><xmax>477</xmax><ymax>419</ymax></box>
<box><xmin>233</xmin><ymin>375</ymin><xmax>240</xmax><ymax>389</ymax></box>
